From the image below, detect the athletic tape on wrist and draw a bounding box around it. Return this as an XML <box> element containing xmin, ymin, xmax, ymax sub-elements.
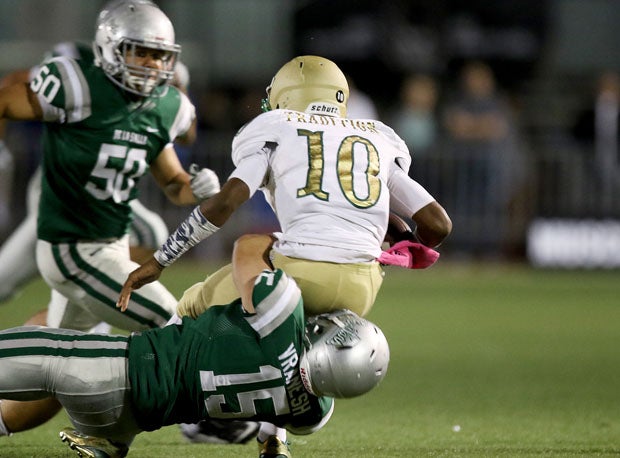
<box><xmin>154</xmin><ymin>206</ymin><xmax>219</xmax><ymax>267</ymax></box>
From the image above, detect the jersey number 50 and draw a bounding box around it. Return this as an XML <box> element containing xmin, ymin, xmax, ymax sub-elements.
<box><xmin>86</xmin><ymin>144</ymin><xmax>147</xmax><ymax>203</ymax></box>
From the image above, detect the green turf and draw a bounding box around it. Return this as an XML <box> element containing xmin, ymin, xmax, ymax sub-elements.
<box><xmin>1</xmin><ymin>260</ymin><xmax>619</xmax><ymax>457</ymax></box>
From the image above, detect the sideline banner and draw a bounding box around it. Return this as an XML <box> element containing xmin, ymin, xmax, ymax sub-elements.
<box><xmin>527</xmin><ymin>218</ymin><xmax>620</xmax><ymax>268</ymax></box>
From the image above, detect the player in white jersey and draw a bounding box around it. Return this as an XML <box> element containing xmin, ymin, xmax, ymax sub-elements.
<box><xmin>119</xmin><ymin>55</ymin><xmax>451</xmax><ymax>457</ymax></box>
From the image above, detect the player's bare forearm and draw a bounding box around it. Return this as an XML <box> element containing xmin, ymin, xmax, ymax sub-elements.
<box><xmin>150</xmin><ymin>146</ymin><xmax>197</xmax><ymax>206</ymax></box>
<box><xmin>232</xmin><ymin>233</ymin><xmax>277</xmax><ymax>313</ymax></box>
<box><xmin>163</xmin><ymin>179</ymin><xmax>198</xmax><ymax>206</ymax></box>
<box><xmin>0</xmin><ymin>83</ymin><xmax>42</xmax><ymax>121</ymax></box>
<box><xmin>198</xmin><ymin>178</ymin><xmax>250</xmax><ymax>226</ymax></box>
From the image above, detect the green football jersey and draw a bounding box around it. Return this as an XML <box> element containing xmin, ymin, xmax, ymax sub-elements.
<box><xmin>128</xmin><ymin>269</ymin><xmax>333</xmax><ymax>434</ymax></box>
<box><xmin>29</xmin><ymin>54</ymin><xmax>194</xmax><ymax>242</ymax></box>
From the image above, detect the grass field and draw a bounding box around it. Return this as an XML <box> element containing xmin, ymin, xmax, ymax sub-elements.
<box><xmin>0</xmin><ymin>260</ymin><xmax>619</xmax><ymax>457</ymax></box>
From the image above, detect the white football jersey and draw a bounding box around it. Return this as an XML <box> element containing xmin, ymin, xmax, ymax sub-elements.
<box><xmin>230</xmin><ymin>109</ymin><xmax>414</xmax><ymax>263</ymax></box>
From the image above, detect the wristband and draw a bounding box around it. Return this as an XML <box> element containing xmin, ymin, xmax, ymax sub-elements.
<box><xmin>154</xmin><ymin>206</ymin><xmax>219</xmax><ymax>267</ymax></box>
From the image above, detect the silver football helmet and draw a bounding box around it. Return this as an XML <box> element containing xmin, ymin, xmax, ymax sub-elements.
<box><xmin>93</xmin><ymin>1</ymin><xmax>180</xmax><ymax>97</ymax></box>
<box><xmin>299</xmin><ymin>309</ymin><xmax>390</xmax><ymax>398</ymax></box>
<box><xmin>96</xmin><ymin>0</ymin><xmax>157</xmax><ymax>28</ymax></box>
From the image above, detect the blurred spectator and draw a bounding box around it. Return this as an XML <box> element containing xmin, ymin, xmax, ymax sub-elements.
<box><xmin>443</xmin><ymin>61</ymin><xmax>520</xmax><ymax>212</ymax></box>
<box><xmin>442</xmin><ymin>61</ymin><xmax>525</xmax><ymax>255</ymax></box>
<box><xmin>389</xmin><ymin>73</ymin><xmax>440</xmax><ymax>158</ymax></box>
<box><xmin>571</xmin><ymin>70</ymin><xmax>620</xmax><ymax>205</ymax></box>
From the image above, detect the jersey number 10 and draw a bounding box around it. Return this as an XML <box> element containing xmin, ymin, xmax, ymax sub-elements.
<box><xmin>296</xmin><ymin>129</ymin><xmax>381</xmax><ymax>209</ymax></box>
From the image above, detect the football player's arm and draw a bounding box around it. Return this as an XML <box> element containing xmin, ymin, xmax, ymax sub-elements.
<box><xmin>0</xmin><ymin>70</ymin><xmax>33</xmax><ymax>138</ymax></box>
<box><xmin>388</xmin><ymin>165</ymin><xmax>452</xmax><ymax>248</ymax></box>
<box><xmin>232</xmin><ymin>233</ymin><xmax>278</xmax><ymax>314</ymax></box>
<box><xmin>117</xmin><ymin>177</ymin><xmax>251</xmax><ymax>311</ymax></box>
<box><xmin>412</xmin><ymin>201</ymin><xmax>452</xmax><ymax>248</ymax></box>
<box><xmin>0</xmin><ymin>81</ymin><xmax>42</xmax><ymax>122</ymax></box>
<box><xmin>175</xmin><ymin>117</ymin><xmax>197</xmax><ymax>146</ymax></box>
<box><xmin>149</xmin><ymin>145</ymin><xmax>197</xmax><ymax>206</ymax></box>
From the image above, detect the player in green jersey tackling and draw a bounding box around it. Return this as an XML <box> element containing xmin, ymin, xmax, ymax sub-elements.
<box><xmin>0</xmin><ymin>267</ymin><xmax>389</xmax><ymax>458</ymax></box>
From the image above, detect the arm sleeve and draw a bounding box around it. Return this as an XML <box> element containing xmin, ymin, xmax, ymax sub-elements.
<box><xmin>388</xmin><ymin>164</ymin><xmax>435</xmax><ymax>217</ymax></box>
<box><xmin>228</xmin><ymin>142</ymin><xmax>272</xmax><ymax>198</ymax></box>
<box><xmin>228</xmin><ymin>112</ymin><xmax>281</xmax><ymax>197</ymax></box>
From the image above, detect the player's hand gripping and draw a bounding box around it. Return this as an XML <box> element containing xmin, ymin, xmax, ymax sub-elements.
<box><xmin>189</xmin><ymin>164</ymin><xmax>220</xmax><ymax>201</ymax></box>
<box><xmin>117</xmin><ymin>257</ymin><xmax>165</xmax><ymax>312</ymax></box>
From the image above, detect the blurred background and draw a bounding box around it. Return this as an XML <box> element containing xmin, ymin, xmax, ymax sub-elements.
<box><xmin>1</xmin><ymin>0</ymin><xmax>619</xmax><ymax>267</ymax></box>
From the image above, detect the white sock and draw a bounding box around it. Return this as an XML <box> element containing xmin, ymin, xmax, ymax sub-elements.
<box><xmin>165</xmin><ymin>313</ymin><xmax>183</xmax><ymax>326</ymax></box>
<box><xmin>257</xmin><ymin>422</ymin><xmax>286</xmax><ymax>443</ymax></box>
<box><xmin>88</xmin><ymin>322</ymin><xmax>112</xmax><ymax>334</ymax></box>
<box><xmin>0</xmin><ymin>401</ymin><xmax>12</xmax><ymax>436</ymax></box>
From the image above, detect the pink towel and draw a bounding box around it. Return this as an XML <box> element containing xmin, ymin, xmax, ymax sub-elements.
<box><xmin>377</xmin><ymin>241</ymin><xmax>440</xmax><ymax>269</ymax></box>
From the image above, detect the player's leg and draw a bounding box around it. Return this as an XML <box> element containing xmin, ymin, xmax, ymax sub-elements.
<box><xmin>176</xmin><ymin>234</ymin><xmax>276</xmax><ymax>320</ymax></box>
<box><xmin>0</xmin><ymin>214</ymin><xmax>38</xmax><ymax>302</ymax></box>
<box><xmin>37</xmin><ymin>237</ymin><xmax>177</xmax><ymax>331</ymax></box>
<box><xmin>23</xmin><ymin>308</ymin><xmax>47</xmax><ymax>325</ymax></box>
<box><xmin>0</xmin><ymin>399</ymin><xmax>61</xmax><ymax>435</ymax></box>
<box><xmin>0</xmin><ymin>326</ymin><xmax>137</xmax><ymax>453</ymax></box>
<box><xmin>176</xmin><ymin>263</ymin><xmax>238</xmax><ymax>318</ymax></box>
<box><xmin>10</xmin><ymin>237</ymin><xmax>172</xmax><ymax>437</ymax></box>
<box><xmin>271</xmin><ymin>252</ymin><xmax>384</xmax><ymax>317</ymax></box>
<box><xmin>0</xmin><ymin>166</ymin><xmax>43</xmax><ymax>303</ymax></box>
<box><xmin>231</xmin><ymin>233</ymin><xmax>276</xmax><ymax>311</ymax></box>
<box><xmin>256</xmin><ymin>422</ymin><xmax>291</xmax><ymax>458</ymax></box>
<box><xmin>0</xmin><ymin>326</ymin><xmax>80</xmax><ymax>437</ymax></box>
<box><xmin>128</xmin><ymin>199</ymin><xmax>169</xmax><ymax>264</ymax></box>
<box><xmin>0</xmin><ymin>293</ymin><xmax>116</xmax><ymax>436</ymax></box>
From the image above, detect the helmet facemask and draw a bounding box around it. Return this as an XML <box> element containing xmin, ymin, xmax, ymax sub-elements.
<box><xmin>116</xmin><ymin>39</ymin><xmax>179</xmax><ymax>96</ymax></box>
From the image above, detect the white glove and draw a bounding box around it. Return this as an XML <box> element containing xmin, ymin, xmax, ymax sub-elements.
<box><xmin>189</xmin><ymin>164</ymin><xmax>220</xmax><ymax>200</ymax></box>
